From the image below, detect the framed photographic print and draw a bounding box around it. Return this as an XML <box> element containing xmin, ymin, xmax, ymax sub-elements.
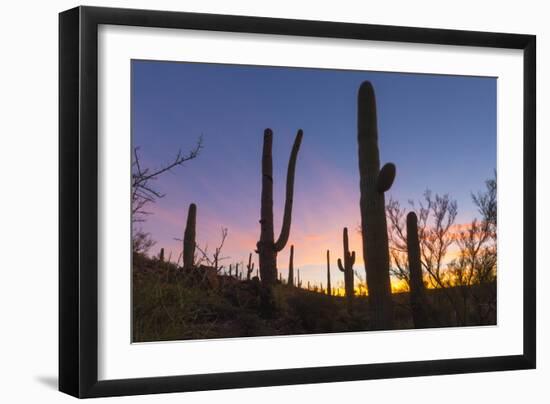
<box><xmin>59</xmin><ymin>6</ymin><xmax>536</xmax><ymax>398</ymax></box>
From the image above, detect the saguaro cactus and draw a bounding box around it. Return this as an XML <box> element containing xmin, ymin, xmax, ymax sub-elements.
<box><xmin>326</xmin><ymin>249</ymin><xmax>332</xmax><ymax>296</ymax></box>
<box><xmin>257</xmin><ymin>128</ymin><xmax>303</xmax><ymax>286</ymax></box>
<box><xmin>288</xmin><ymin>245</ymin><xmax>295</xmax><ymax>286</ymax></box>
<box><xmin>407</xmin><ymin>212</ymin><xmax>429</xmax><ymax>328</ymax></box>
<box><xmin>337</xmin><ymin>227</ymin><xmax>356</xmax><ymax>308</ymax></box>
<box><xmin>159</xmin><ymin>248</ymin><xmax>165</xmax><ymax>263</ymax></box>
<box><xmin>246</xmin><ymin>253</ymin><xmax>255</xmax><ymax>281</ymax></box>
<box><xmin>358</xmin><ymin>81</ymin><xmax>396</xmax><ymax>329</ymax></box>
<box><xmin>297</xmin><ymin>269</ymin><xmax>301</xmax><ymax>288</ymax></box>
<box><xmin>183</xmin><ymin>203</ymin><xmax>197</xmax><ymax>270</ymax></box>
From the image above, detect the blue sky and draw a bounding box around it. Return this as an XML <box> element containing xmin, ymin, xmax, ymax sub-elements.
<box><xmin>132</xmin><ymin>59</ymin><xmax>496</xmax><ymax>288</ymax></box>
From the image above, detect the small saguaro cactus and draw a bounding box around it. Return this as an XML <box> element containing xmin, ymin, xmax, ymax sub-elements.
<box><xmin>288</xmin><ymin>245</ymin><xmax>295</xmax><ymax>287</ymax></box>
<box><xmin>297</xmin><ymin>269</ymin><xmax>302</xmax><ymax>288</ymax></box>
<box><xmin>326</xmin><ymin>249</ymin><xmax>332</xmax><ymax>296</ymax></box>
<box><xmin>407</xmin><ymin>212</ymin><xmax>430</xmax><ymax>328</ymax></box>
<box><xmin>337</xmin><ymin>227</ymin><xmax>356</xmax><ymax>308</ymax></box>
<box><xmin>257</xmin><ymin>128</ymin><xmax>304</xmax><ymax>286</ymax></box>
<box><xmin>159</xmin><ymin>248</ymin><xmax>165</xmax><ymax>263</ymax></box>
<box><xmin>183</xmin><ymin>203</ymin><xmax>197</xmax><ymax>270</ymax></box>
<box><xmin>357</xmin><ymin>81</ymin><xmax>396</xmax><ymax>330</ymax></box>
<box><xmin>246</xmin><ymin>253</ymin><xmax>255</xmax><ymax>281</ymax></box>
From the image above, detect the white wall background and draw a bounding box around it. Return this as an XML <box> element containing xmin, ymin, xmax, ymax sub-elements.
<box><xmin>0</xmin><ymin>0</ymin><xmax>545</xmax><ymax>402</ymax></box>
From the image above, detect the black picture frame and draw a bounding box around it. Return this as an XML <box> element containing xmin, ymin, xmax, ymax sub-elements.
<box><xmin>59</xmin><ymin>5</ymin><xmax>536</xmax><ymax>398</ymax></box>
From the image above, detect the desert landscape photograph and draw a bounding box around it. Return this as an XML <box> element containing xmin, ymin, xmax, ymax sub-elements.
<box><xmin>131</xmin><ymin>60</ymin><xmax>497</xmax><ymax>342</ymax></box>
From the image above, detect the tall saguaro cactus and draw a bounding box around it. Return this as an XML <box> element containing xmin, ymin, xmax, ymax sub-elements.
<box><xmin>288</xmin><ymin>245</ymin><xmax>295</xmax><ymax>286</ymax></box>
<box><xmin>326</xmin><ymin>250</ymin><xmax>332</xmax><ymax>296</ymax></box>
<box><xmin>183</xmin><ymin>203</ymin><xmax>197</xmax><ymax>270</ymax></box>
<box><xmin>407</xmin><ymin>212</ymin><xmax>429</xmax><ymax>328</ymax></box>
<box><xmin>337</xmin><ymin>227</ymin><xmax>356</xmax><ymax>307</ymax></box>
<box><xmin>358</xmin><ymin>81</ymin><xmax>396</xmax><ymax>329</ymax></box>
<box><xmin>257</xmin><ymin>128</ymin><xmax>303</xmax><ymax>286</ymax></box>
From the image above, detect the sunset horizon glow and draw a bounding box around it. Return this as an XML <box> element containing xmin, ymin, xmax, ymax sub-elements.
<box><xmin>132</xmin><ymin>60</ymin><xmax>496</xmax><ymax>289</ymax></box>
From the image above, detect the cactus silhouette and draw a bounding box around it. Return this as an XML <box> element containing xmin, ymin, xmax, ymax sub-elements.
<box><xmin>246</xmin><ymin>253</ymin><xmax>255</xmax><ymax>281</ymax></box>
<box><xmin>337</xmin><ymin>227</ymin><xmax>356</xmax><ymax>309</ymax></box>
<box><xmin>183</xmin><ymin>203</ymin><xmax>197</xmax><ymax>270</ymax></box>
<box><xmin>326</xmin><ymin>249</ymin><xmax>332</xmax><ymax>296</ymax></box>
<box><xmin>257</xmin><ymin>128</ymin><xmax>303</xmax><ymax>286</ymax></box>
<box><xmin>159</xmin><ymin>248</ymin><xmax>165</xmax><ymax>263</ymax></box>
<box><xmin>407</xmin><ymin>212</ymin><xmax>430</xmax><ymax>328</ymax></box>
<box><xmin>297</xmin><ymin>269</ymin><xmax>302</xmax><ymax>288</ymax></box>
<box><xmin>357</xmin><ymin>81</ymin><xmax>395</xmax><ymax>329</ymax></box>
<box><xmin>288</xmin><ymin>245</ymin><xmax>295</xmax><ymax>286</ymax></box>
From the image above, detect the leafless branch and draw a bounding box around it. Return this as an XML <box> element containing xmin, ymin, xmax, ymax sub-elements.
<box><xmin>132</xmin><ymin>136</ymin><xmax>203</xmax><ymax>223</ymax></box>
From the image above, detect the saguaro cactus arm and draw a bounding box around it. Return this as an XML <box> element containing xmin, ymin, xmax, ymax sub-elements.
<box><xmin>274</xmin><ymin>130</ymin><xmax>303</xmax><ymax>252</ymax></box>
<box><xmin>349</xmin><ymin>251</ymin><xmax>356</xmax><ymax>266</ymax></box>
<box><xmin>377</xmin><ymin>163</ymin><xmax>396</xmax><ymax>193</ymax></box>
<box><xmin>337</xmin><ymin>258</ymin><xmax>345</xmax><ymax>272</ymax></box>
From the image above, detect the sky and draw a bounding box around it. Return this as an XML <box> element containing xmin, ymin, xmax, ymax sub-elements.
<box><xmin>132</xmin><ymin>59</ymin><xmax>496</xmax><ymax>290</ymax></box>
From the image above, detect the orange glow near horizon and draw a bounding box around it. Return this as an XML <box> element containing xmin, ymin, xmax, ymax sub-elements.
<box><xmin>144</xmin><ymin>206</ymin><xmax>484</xmax><ymax>293</ymax></box>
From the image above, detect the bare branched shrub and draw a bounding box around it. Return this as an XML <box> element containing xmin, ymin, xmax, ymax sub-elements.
<box><xmin>386</xmin><ymin>191</ymin><xmax>457</xmax><ymax>289</ymax></box>
<box><xmin>132</xmin><ymin>230</ymin><xmax>156</xmax><ymax>256</ymax></box>
<box><xmin>450</xmin><ymin>174</ymin><xmax>497</xmax><ymax>286</ymax></box>
<box><xmin>132</xmin><ymin>136</ymin><xmax>203</xmax><ymax>223</ymax></box>
<box><xmin>194</xmin><ymin>227</ymin><xmax>229</xmax><ymax>272</ymax></box>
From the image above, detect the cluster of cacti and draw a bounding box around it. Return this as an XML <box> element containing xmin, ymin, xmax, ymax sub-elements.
<box><xmin>337</xmin><ymin>227</ymin><xmax>356</xmax><ymax>309</ymax></box>
<box><xmin>357</xmin><ymin>81</ymin><xmax>396</xmax><ymax>330</ymax></box>
<box><xmin>227</xmin><ymin>263</ymin><xmax>244</xmax><ymax>279</ymax></box>
<box><xmin>183</xmin><ymin>203</ymin><xmax>197</xmax><ymax>270</ymax></box>
<box><xmin>246</xmin><ymin>253</ymin><xmax>255</xmax><ymax>281</ymax></box>
<box><xmin>256</xmin><ymin>128</ymin><xmax>303</xmax><ymax>286</ymax></box>
<box><xmin>288</xmin><ymin>245</ymin><xmax>295</xmax><ymax>287</ymax></box>
<box><xmin>171</xmin><ymin>81</ymin><xmax>437</xmax><ymax>333</ymax></box>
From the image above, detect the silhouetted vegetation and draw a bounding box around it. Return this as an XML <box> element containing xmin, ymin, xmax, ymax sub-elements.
<box><xmin>133</xmin><ymin>252</ymin><xmax>495</xmax><ymax>342</ymax></box>
<box><xmin>132</xmin><ymin>81</ymin><xmax>497</xmax><ymax>342</ymax></box>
